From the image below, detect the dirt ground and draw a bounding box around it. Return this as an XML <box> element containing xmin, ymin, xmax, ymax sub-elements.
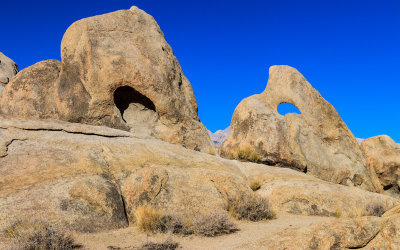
<box><xmin>74</xmin><ymin>213</ymin><xmax>333</xmax><ymax>250</ymax></box>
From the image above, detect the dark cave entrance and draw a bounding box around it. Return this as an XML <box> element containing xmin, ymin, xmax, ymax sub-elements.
<box><xmin>113</xmin><ymin>86</ymin><xmax>156</xmax><ymax>122</ymax></box>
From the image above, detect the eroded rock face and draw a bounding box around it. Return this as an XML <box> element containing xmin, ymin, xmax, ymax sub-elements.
<box><xmin>0</xmin><ymin>52</ymin><xmax>18</xmax><ymax>95</ymax></box>
<box><xmin>221</xmin><ymin>65</ymin><xmax>375</xmax><ymax>191</ymax></box>
<box><xmin>0</xmin><ymin>7</ymin><xmax>215</xmax><ymax>153</ymax></box>
<box><xmin>1</xmin><ymin>117</ymin><xmax>398</xmax><ymax>234</ymax></box>
<box><xmin>361</xmin><ymin>135</ymin><xmax>400</xmax><ymax>197</ymax></box>
<box><xmin>0</xmin><ymin>60</ymin><xmax>61</xmax><ymax>119</ymax></box>
<box><xmin>240</xmin><ymin>162</ymin><xmax>399</xmax><ymax>218</ymax></box>
<box><xmin>262</xmin><ymin>215</ymin><xmax>400</xmax><ymax>249</ymax></box>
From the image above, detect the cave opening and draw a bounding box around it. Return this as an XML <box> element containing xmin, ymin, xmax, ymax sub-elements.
<box><xmin>113</xmin><ymin>86</ymin><xmax>156</xmax><ymax>122</ymax></box>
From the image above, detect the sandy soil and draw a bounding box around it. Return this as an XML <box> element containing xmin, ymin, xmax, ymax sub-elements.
<box><xmin>74</xmin><ymin>213</ymin><xmax>333</xmax><ymax>250</ymax></box>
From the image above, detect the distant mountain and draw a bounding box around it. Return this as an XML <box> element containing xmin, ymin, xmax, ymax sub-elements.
<box><xmin>208</xmin><ymin>127</ymin><xmax>399</xmax><ymax>147</ymax></box>
<box><xmin>207</xmin><ymin>127</ymin><xmax>230</xmax><ymax>146</ymax></box>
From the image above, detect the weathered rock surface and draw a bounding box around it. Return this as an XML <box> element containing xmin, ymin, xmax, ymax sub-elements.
<box><xmin>0</xmin><ymin>117</ymin><xmax>246</xmax><ymax>233</ymax></box>
<box><xmin>0</xmin><ymin>52</ymin><xmax>18</xmax><ymax>95</ymax></box>
<box><xmin>0</xmin><ymin>60</ymin><xmax>61</xmax><ymax>119</ymax></box>
<box><xmin>240</xmin><ymin>162</ymin><xmax>399</xmax><ymax>218</ymax></box>
<box><xmin>221</xmin><ymin>65</ymin><xmax>375</xmax><ymax>191</ymax></box>
<box><xmin>261</xmin><ymin>214</ymin><xmax>400</xmax><ymax>249</ymax></box>
<box><xmin>1</xmin><ymin>117</ymin><xmax>398</xmax><ymax>234</ymax></box>
<box><xmin>0</xmin><ymin>7</ymin><xmax>215</xmax><ymax>154</ymax></box>
<box><xmin>361</xmin><ymin>135</ymin><xmax>400</xmax><ymax>197</ymax></box>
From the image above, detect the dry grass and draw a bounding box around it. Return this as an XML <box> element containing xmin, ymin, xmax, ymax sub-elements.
<box><xmin>3</xmin><ymin>220</ymin><xmax>79</xmax><ymax>250</ymax></box>
<box><xmin>365</xmin><ymin>202</ymin><xmax>385</xmax><ymax>217</ymax></box>
<box><xmin>349</xmin><ymin>207</ymin><xmax>367</xmax><ymax>218</ymax></box>
<box><xmin>134</xmin><ymin>205</ymin><xmax>239</xmax><ymax>237</ymax></box>
<box><xmin>135</xmin><ymin>206</ymin><xmax>165</xmax><ymax>233</ymax></box>
<box><xmin>193</xmin><ymin>211</ymin><xmax>238</xmax><ymax>237</ymax></box>
<box><xmin>228</xmin><ymin>194</ymin><xmax>275</xmax><ymax>221</ymax></box>
<box><xmin>139</xmin><ymin>238</ymin><xmax>180</xmax><ymax>250</ymax></box>
<box><xmin>236</xmin><ymin>147</ymin><xmax>260</xmax><ymax>163</ymax></box>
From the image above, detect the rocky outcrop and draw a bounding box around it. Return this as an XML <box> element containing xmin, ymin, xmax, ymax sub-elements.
<box><xmin>261</xmin><ymin>214</ymin><xmax>400</xmax><ymax>249</ymax></box>
<box><xmin>0</xmin><ymin>7</ymin><xmax>215</xmax><ymax>154</ymax></box>
<box><xmin>0</xmin><ymin>60</ymin><xmax>61</xmax><ymax>119</ymax></box>
<box><xmin>0</xmin><ymin>52</ymin><xmax>18</xmax><ymax>95</ymax></box>
<box><xmin>221</xmin><ymin>66</ymin><xmax>375</xmax><ymax>191</ymax></box>
<box><xmin>0</xmin><ymin>117</ymin><xmax>246</xmax><ymax>233</ymax></box>
<box><xmin>1</xmin><ymin>117</ymin><xmax>397</xmax><ymax>234</ymax></box>
<box><xmin>240</xmin><ymin>162</ymin><xmax>399</xmax><ymax>218</ymax></box>
<box><xmin>361</xmin><ymin>135</ymin><xmax>400</xmax><ymax>197</ymax></box>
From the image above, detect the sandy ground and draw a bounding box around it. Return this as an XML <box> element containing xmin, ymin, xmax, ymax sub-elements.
<box><xmin>74</xmin><ymin>213</ymin><xmax>333</xmax><ymax>250</ymax></box>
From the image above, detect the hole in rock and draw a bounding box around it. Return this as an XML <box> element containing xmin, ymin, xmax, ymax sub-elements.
<box><xmin>277</xmin><ymin>103</ymin><xmax>301</xmax><ymax>116</ymax></box>
<box><xmin>113</xmin><ymin>86</ymin><xmax>156</xmax><ymax>122</ymax></box>
<box><xmin>383</xmin><ymin>184</ymin><xmax>393</xmax><ymax>191</ymax></box>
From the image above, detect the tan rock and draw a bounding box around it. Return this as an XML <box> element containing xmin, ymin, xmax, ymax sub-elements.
<box><xmin>1</xmin><ymin>117</ymin><xmax>397</xmax><ymax>234</ymax></box>
<box><xmin>221</xmin><ymin>65</ymin><xmax>375</xmax><ymax>191</ymax></box>
<box><xmin>0</xmin><ymin>117</ymin><xmax>245</xmax><ymax>233</ymax></box>
<box><xmin>240</xmin><ymin>162</ymin><xmax>399</xmax><ymax>218</ymax></box>
<box><xmin>365</xmin><ymin>214</ymin><xmax>400</xmax><ymax>248</ymax></box>
<box><xmin>361</xmin><ymin>135</ymin><xmax>400</xmax><ymax>197</ymax></box>
<box><xmin>0</xmin><ymin>60</ymin><xmax>61</xmax><ymax>119</ymax></box>
<box><xmin>122</xmin><ymin>166</ymin><xmax>249</xmax><ymax>224</ymax></box>
<box><xmin>260</xmin><ymin>215</ymin><xmax>400</xmax><ymax>249</ymax></box>
<box><xmin>0</xmin><ymin>52</ymin><xmax>18</xmax><ymax>95</ymax></box>
<box><xmin>0</xmin><ymin>7</ymin><xmax>215</xmax><ymax>153</ymax></box>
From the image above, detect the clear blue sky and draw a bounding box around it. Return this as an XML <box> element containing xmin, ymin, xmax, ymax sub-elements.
<box><xmin>1</xmin><ymin>0</ymin><xmax>399</xmax><ymax>141</ymax></box>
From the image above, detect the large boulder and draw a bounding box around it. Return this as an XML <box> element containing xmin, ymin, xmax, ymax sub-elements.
<box><xmin>221</xmin><ymin>65</ymin><xmax>375</xmax><ymax>191</ymax></box>
<box><xmin>0</xmin><ymin>52</ymin><xmax>18</xmax><ymax>95</ymax></box>
<box><xmin>0</xmin><ymin>60</ymin><xmax>61</xmax><ymax>119</ymax></box>
<box><xmin>361</xmin><ymin>135</ymin><xmax>400</xmax><ymax>197</ymax></box>
<box><xmin>0</xmin><ymin>7</ymin><xmax>215</xmax><ymax>153</ymax></box>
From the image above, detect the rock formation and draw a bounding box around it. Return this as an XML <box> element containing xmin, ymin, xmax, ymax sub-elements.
<box><xmin>0</xmin><ymin>52</ymin><xmax>18</xmax><ymax>95</ymax></box>
<box><xmin>262</xmin><ymin>214</ymin><xmax>400</xmax><ymax>249</ymax></box>
<box><xmin>1</xmin><ymin>6</ymin><xmax>400</xmax><ymax>249</ymax></box>
<box><xmin>361</xmin><ymin>135</ymin><xmax>400</xmax><ymax>197</ymax></box>
<box><xmin>221</xmin><ymin>65</ymin><xmax>375</xmax><ymax>191</ymax></box>
<box><xmin>0</xmin><ymin>7</ymin><xmax>215</xmax><ymax>154</ymax></box>
<box><xmin>0</xmin><ymin>116</ymin><xmax>398</xmax><ymax>234</ymax></box>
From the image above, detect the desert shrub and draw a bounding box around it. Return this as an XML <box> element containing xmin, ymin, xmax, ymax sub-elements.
<box><xmin>135</xmin><ymin>206</ymin><xmax>165</xmax><ymax>233</ymax></box>
<box><xmin>249</xmin><ymin>179</ymin><xmax>261</xmax><ymax>191</ymax></box>
<box><xmin>139</xmin><ymin>238</ymin><xmax>180</xmax><ymax>250</ymax></box>
<box><xmin>228</xmin><ymin>194</ymin><xmax>275</xmax><ymax>221</ymax></box>
<box><xmin>334</xmin><ymin>209</ymin><xmax>342</xmax><ymax>218</ymax></box>
<box><xmin>4</xmin><ymin>220</ymin><xmax>78</xmax><ymax>250</ymax></box>
<box><xmin>135</xmin><ymin>206</ymin><xmax>192</xmax><ymax>235</ymax></box>
<box><xmin>365</xmin><ymin>202</ymin><xmax>385</xmax><ymax>217</ymax></box>
<box><xmin>159</xmin><ymin>214</ymin><xmax>193</xmax><ymax>235</ymax></box>
<box><xmin>236</xmin><ymin>147</ymin><xmax>260</xmax><ymax>163</ymax></box>
<box><xmin>192</xmin><ymin>211</ymin><xmax>238</xmax><ymax>237</ymax></box>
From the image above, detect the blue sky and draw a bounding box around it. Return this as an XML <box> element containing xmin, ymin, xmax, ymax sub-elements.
<box><xmin>1</xmin><ymin>0</ymin><xmax>399</xmax><ymax>141</ymax></box>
